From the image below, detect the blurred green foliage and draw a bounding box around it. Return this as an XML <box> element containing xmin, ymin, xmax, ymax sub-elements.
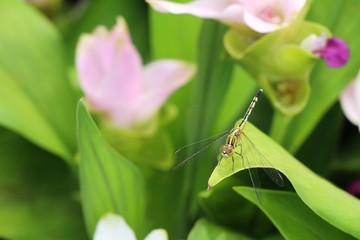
<box><xmin>0</xmin><ymin>0</ymin><xmax>359</xmax><ymax>239</ymax></box>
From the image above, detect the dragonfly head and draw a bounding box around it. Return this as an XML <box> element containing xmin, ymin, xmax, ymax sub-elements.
<box><xmin>220</xmin><ymin>145</ymin><xmax>233</xmax><ymax>158</ymax></box>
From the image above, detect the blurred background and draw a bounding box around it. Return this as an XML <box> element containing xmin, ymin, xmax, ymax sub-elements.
<box><xmin>0</xmin><ymin>0</ymin><xmax>359</xmax><ymax>239</ymax></box>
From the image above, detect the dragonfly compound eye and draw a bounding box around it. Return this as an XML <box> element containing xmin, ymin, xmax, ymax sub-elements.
<box><xmin>220</xmin><ymin>145</ymin><xmax>233</xmax><ymax>157</ymax></box>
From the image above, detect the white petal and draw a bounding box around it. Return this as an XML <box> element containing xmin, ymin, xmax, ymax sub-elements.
<box><xmin>340</xmin><ymin>72</ymin><xmax>360</xmax><ymax>127</ymax></box>
<box><xmin>147</xmin><ymin>0</ymin><xmax>232</xmax><ymax>17</ymax></box>
<box><xmin>281</xmin><ymin>0</ymin><xmax>307</xmax><ymax>19</ymax></box>
<box><xmin>144</xmin><ymin>229</ymin><xmax>168</xmax><ymax>240</ymax></box>
<box><xmin>300</xmin><ymin>33</ymin><xmax>327</xmax><ymax>53</ymax></box>
<box><xmin>94</xmin><ymin>213</ymin><xmax>136</xmax><ymax>240</ymax></box>
<box><xmin>354</xmin><ymin>71</ymin><xmax>360</xmax><ymax>106</ymax></box>
<box><xmin>147</xmin><ymin>0</ymin><xmax>244</xmax><ymax>24</ymax></box>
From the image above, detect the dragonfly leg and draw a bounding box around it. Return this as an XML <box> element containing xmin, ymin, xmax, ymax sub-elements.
<box><xmin>231</xmin><ymin>156</ymin><xmax>234</xmax><ymax>172</ymax></box>
<box><xmin>235</xmin><ymin>143</ymin><xmax>245</xmax><ymax>168</ymax></box>
<box><xmin>235</xmin><ymin>152</ymin><xmax>245</xmax><ymax>169</ymax></box>
<box><xmin>217</xmin><ymin>156</ymin><xmax>223</xmax><ymax>166</ymax></box>
<box><xmin>235</xmin><ymin>151</ymin><xmax>243</xmax><ymax>158</ymax></box>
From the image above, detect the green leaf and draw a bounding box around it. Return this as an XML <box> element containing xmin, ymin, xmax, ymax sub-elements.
<box><xmin>0</xmin><ymin>0</ymin><xmax>77</xmax><ymax>161</ymax></box>
<box><xmin>103</xmin><ymin>129</ymin><xmax>174</xmax><ymax>170</ymax></box>
<box><xmin>188</xmin><ymin>219</ymin><xmax>252</xmax><ymax>240</ymax></box>
<box><xmin>234</xmin><ymin>187</ymin><xmax>354</xmax><ymax>240</ymax></box>
<box><xmin>295</xmin><ymin>104</ymin><xmax>344</xmax><ymax>175</ymax></box>
<box><xmin>189</xmin><ymin>21</ymin><xmax>234</xmax><ymax>140</ymax></box>
<box><xmin>77</xmin><ymin>100</ymin><xmax>146</xmax><ymax>238</ymax></box>
<box><xmin>184</xmin><ymin>20</ymin><xmax>234</xmax><ymax>217</ymax></box>
<box><xmin>208</xmin><ymin>121</ymin><xmax>360</xmax><ymax>238</ymax></box>
<box><xmin>198</xmin><ymin>179</ymin><xmax>269</xmax><ymax>237</ymax></box>
<box><xmin>0</xmin><ymin>130</ymin><xmax>86</xmax><ymax>239</ymax></box>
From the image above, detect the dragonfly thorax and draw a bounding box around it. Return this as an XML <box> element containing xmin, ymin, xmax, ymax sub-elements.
<box><xmin>220</xmin><ymin>144</ymin><xmax>234</xmax><ymax>158</ymax></box>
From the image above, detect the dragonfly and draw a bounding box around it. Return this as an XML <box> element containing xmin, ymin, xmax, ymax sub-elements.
<box><xmin>173</xmin><ymin>89</ymin><xmax>284</xmax><ymax>201</ymax></box>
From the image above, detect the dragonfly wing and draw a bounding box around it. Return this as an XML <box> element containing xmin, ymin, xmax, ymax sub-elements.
<box><xmin>236</xmin><ymin>140</ymin><xmax>262</xmax><ymax>201</ymax></box>
<box><xmin>247</xmin><ymin>167</ymin><xmax>262</xmax><ymax>202</ymax></box>
<box><xmin>172</xmin><ymin>132</ymin><xmax>228</xmax><ymax>170</ymax></box>
<box><xmin>262</xmin><ymin>166</ymin><xmax>284</xmax><ymax>187</ymax></box>
<box><xmin>240</xmin><ymin>132</ymin><xmax>284</xmax><ymax>187</ymax></box>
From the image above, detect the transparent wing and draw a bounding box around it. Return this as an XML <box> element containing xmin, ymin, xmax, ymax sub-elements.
<box><xmin>239</xmin><ymin>132</ymin><xmax>284</xmax><ymax>187</ymax></box>
<box><xmin>172</xmin><ymin>132</ymin><xmax>228</xmax><ymax>170</ymax></box>
<box><xmin>235</xmin><ymin>142</ymin><xmax>262</xmax><ymax>201</ymax></box>
<box><xmin>247</xmin><ymin>167</ymin><xmax>262</xmax><ymax>202</ymax></box>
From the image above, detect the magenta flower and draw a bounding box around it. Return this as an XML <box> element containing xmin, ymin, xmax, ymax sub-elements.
<box><xmin>146</xmin><ymin>0</ymin><xmax>306</xmax><ymax>33</ymax></box>
<box><xmin>347</xmin><ymin>178</ymin><xmax>360</xmax><ymax>197</ymax></box>
<box><xmin>340</xmin><ymin>71</ymin><xmax>360</xmax><ymax>131</ymax></box>
<box><xmin>301</xmin><ymin>34</ymin><xmax>350</xmax><ymax>68</ymax></box>
<box><xmin>76</xmin><ymin>17</ymin><xmax>195</xmax><ymax>128</ymax></box>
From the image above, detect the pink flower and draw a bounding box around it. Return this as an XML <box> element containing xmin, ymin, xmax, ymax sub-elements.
<box><xmin>340</xmin><ymin>71</ymin><xmax>360</xmax><ymax>131</ymax></box>
<box><xmin>301</xmin><ymin>34</ymin><xmax>350</xmax><ymax>68</ymax></box>
<box><xmin>146</xmin><ymin>0</ymin><xmax>306</xmax><ymax>33</ymax></box>
<box><xmin>76</xmin><ymin>17</ymin><xmax>195</xmax><ymax>128</ymax></box>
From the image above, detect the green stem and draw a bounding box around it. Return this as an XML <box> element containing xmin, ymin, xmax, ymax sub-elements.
<box><xmin>269</xmin><ymin>110</ymin><xmax>293</xmax><ymax>145</ymax></box>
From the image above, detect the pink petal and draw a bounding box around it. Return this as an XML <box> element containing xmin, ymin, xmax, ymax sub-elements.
<box><xmin>76</xmin><ymin>17</ymin><xmax>142</xmax><ymax>111</ymax></box>
<box><xmin>280</xmin><ymin>0</ymin><xmax>307</xmax><ymax>20</ymax></box>
<box><xmin>108</xmin><ymin>105</ymin><xmax>141</xmax><ymax>128</ymax></box>
<box><xmin>138</xmin><ymin>60</ymin><xmax>195</xmax><ymax>123</ymax></box>
<box><xmin>340</xmin><ymin>71</ymin><xmax>360</xmax><ymax>128</ymax></box>
<box><xmin>147</xmin><ymin>0</ymin><xmax>244</xmax><ymax>24</ymax></box>
<box><xmin>109</xmin><ymin>60</ymin><xmax>195</xmax><ymax>127</ymax></box>
<box><xmin>243</xmin><ymin>11</ymin><xmax>280</xmax><ymax>33</ymax></box>
<box><xmin>243</xmin><ymin>0</ymin><xmax>306</xmax><ymax>33</ymax></box>
<box><xmin>147</xmin><ymin>0</ymin><xmax>305</xmax><ymax>33</ymax></box>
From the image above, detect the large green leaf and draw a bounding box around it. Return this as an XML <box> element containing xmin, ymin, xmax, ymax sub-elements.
<box><xmin>0</xmin><ymin>130</ymin><xmax>86</xmax><ymax>239</ymax></box>
<box><xmin>295</xmin><ymin>104</ymin><xmax>344</xmax><ymax>175</ymax></box>
<box><xmin>198</xmin><ymin>178</ymin><xmax>274</xmax><ymax>238</ymax></box>
<box><xmin>0</xmin><ymin>0</ymin><xmax>77</xmax><ymax>161</ymax></box>
<box><xmin>188</xmin><ymin>219</ymin><xmax>252</xmax><ymax>240</ymax></box>
<box><xmin>234</xmin><ymin>187</ymin><xmax>354</xmax><ymax>240</ymax></box>
<box><xmin>159</xmin><ymin>21</ymin><xmax>235</xmax><ymax>236</ymax></box>
<box><xmin>208</xmin><ymin>121</ymin><xmax>360</xmax><ymax>238</ymax></box>
<box><xmin>77</xmin><ymin>100</ymin><xmax>146</xmax><ymax>238</ymax></box>
<box><xmin>185</xmin><ymin>20</ymin><xmax>235</xmax><ymax>215</ymax></box>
